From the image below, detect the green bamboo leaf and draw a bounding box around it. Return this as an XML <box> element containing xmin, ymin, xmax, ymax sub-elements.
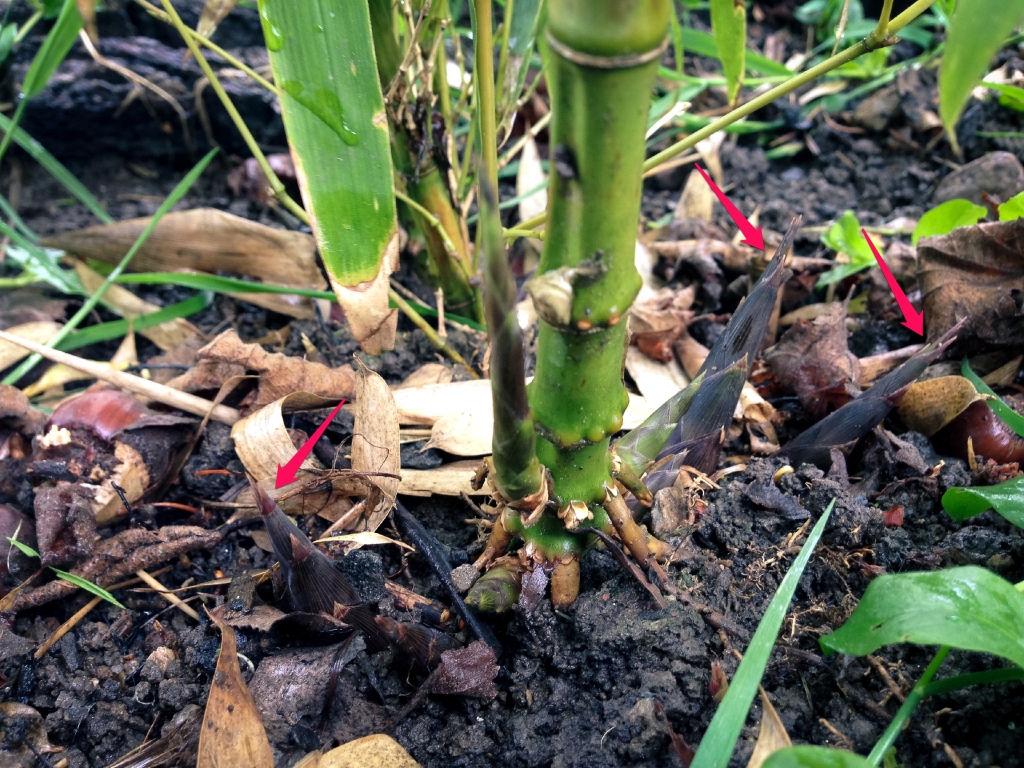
<box><xmin>497</xmin><ymin>0</ymin><xmax>543</xmax><ymax>143</ymax></box>
<box><xmin>51</xmin><ymin>569</ymin><xmax>126</xmax><ymax>609</ymax></box>
<box><xmin>0</xmin><ymin>23</ymin><xmax>17</xmax><ymax>64</ymax></box>
<box><xmin>912</xmin><ymin>199</ymin><xmax>986</xmax><ymax>245</ymax></box>
<box><xmin>961</xmin><ymin>358</ymin><xmax>1024</xmax><ymax>438</ymax></box>
<box><xmin>0</xmin><ymin>112</ymin><xmax>113</xmax><ymax>223</ymax></box>
<box><xmin>691</xmin><ymin>500</ymin><xmax>834</xmax><ymax>768</ymax></box>
<box><xmin>939</xmin><ymin>0</ymin><xmax>1024</xmax><ymax>152</ymax></box>
<box><xmin>764</xmin><ymin>746</ymin><xmax>874</xmax><ymax>768</ymax></box>
<box><xmin>941</xmin><ymin>474</ymin><xmax>1024</xmax><ymax>529</ymax></box>
<box><xmin>819</xmin><ymin>566</ymin><xmax>1024</xmax><ymax>668</ymax></box>
<box><xmin>709</xmin><ymin>0</ymin><xmax>747</xmax><ymax>103</ymax></box>
<box><xmin>259</xmin><ymin>0</ymin><xmax>399</xmax><ymax>352</ymax></box>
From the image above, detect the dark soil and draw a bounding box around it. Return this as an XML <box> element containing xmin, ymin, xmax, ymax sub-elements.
<box><xmin>1</xmin><ymin>2</ymin><xmax>1023</xmax><ymax>767</ymax></box>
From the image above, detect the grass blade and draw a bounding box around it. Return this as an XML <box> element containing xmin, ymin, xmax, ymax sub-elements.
<box><xmin>51</xmin><ymin>569</ymin><xmax>126</xmax><ymax>609</ymax></box>
<box><xmin>3</xmin><ymin>148</ymin><xmax>218</xmax><ymax>385</ymax></box>
<box><xmin>259</xmin><ymin>0</ymin><xmax>399</xmax><ymax>353</ymax></box>
<box><xmin>709</xmin><ymin>0</ymin><xmax>747</xmax><ymax>104</ymax></box>
<box><xmin>691</xmin><ymin>499</ymin><xmax>835</xmax><ymax>768</ymax></box>
<box><xmin>56</xmin><ymin>292</ymin><xmax>212</xmax><ymax>352</ymax></box>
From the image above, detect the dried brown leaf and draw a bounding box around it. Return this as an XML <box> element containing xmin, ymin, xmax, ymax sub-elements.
<box><xmin>765</xmin><ymin>302</ymin><xmax>861</xmax><ymax>416</ymax></box>
<box><xmin>917</xmin><ymin>219</ymin><xmax>1024</xmax><ymax>347</ymax></box>
<box><xmin>353</xmin><ymin>365</ymin><xmax>400</xmax><ymax>531</ymax></box>
<box><xmin>197</xmin><ymin>0</ymin><xmax>240</xmax><ymax>38</ymax></box>
<box><xmin>0</xmin><ymin>289</ymin><xmax>67</xmax><ymax>329</ymax></box>
<box><xmin>0</xmin><ymin>384</ymin><xmax>45</xmax><ymax>435</ymax></box>
<box><xmin>41</xmin><ymin>209</ymin><xmax>327</xmax><ymax>319</ymax></box>
<box><xmin>231</xmin><ymin>391</ymin><xmax>338</xmax><ymax>480</ymax></box>
<box><xmin>170</xmin><ymin>330</ymin><xmax>355</xmax><ymax>408</ymax></box>
<box><xmin>428</xmin><ymin>640</ymin><xmax>499</xmax><ymax>699</ymax></box>
<box><xmin>329</xmin><ymin>235</ymin><xmax>399</xmax><ymax>355</ymax></box>
<box><xmin>746</xmin><ymin>688</ymin><xmax>793</xmax><ymax>768</ymax></box>
<box><xmin>897</xmin><ymin>376</ymin><xmax>979</xmax><ymax>437</ymax></box>
<box><xmin>0</xmin><ymin>322</ymin><xmax>62</xmax><ymax>370</ymax></box>
<box><xmin>197</xmin><ymin>617</ymin><xmax>274</xmax><ymax>768</ymax></box>
<box><xmin>319</xmin><ymin>735</ymin><xmax>420</xmax><ymax>768</ymax></box>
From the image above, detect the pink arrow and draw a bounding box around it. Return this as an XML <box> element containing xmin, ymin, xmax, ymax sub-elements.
<box><xmin>692</xmin><ymin>163</ymin><xmax>764</xmax><ymax>250</ymax></box>
<box><xmin>276</xmin><ymin>400</ymin><xmax>346</xmax><ymax>488</ymax></box>
<box><xmin>862</xmin><ymin>228</ymin><xmax>924</xmax><ymax>336</ymax></box>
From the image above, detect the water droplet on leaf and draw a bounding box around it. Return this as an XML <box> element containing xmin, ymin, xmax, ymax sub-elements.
<box><xmin>259</xmin><ymin>4</ymin><xmax>285</xmax><ymax>51</ymax></box>
<box><xmin>282</xmin><ymin>80</ymin><xmax>359</xmax><ymax>146</ymax></box>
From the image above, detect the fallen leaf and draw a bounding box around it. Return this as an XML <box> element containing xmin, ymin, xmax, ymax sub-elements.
<box><xmin>676</xmin><ymin>169</ymin><xmax>715</xmax><ymax>222</ymax></box>
<box><xmin>745</xmin><ymin>688</ymin><xmax>793</xmax><ymax>768</ymax></box>
<box><xmin>398</xmin><ymin>462</ymin><xmax>494</xmax><ymax>497</ymax></box>
<box><xmin>0</xmin><ymin>322</ymin><xmax>62</xmax><ymax>371</ymax></box>
<box><xmin>625</xmin><ymin>346</ymin><xmax>689</xmax><ymax>410</ymax></box>
<box><xmin>765</xmin><ymin>302</ymin><xmax>861</xmax><ymax>416</ymax></box>
<box><xmin>397</xmin><ymin>363</ymin><xmax>454</xmax><ymax>389</ymax></box>
<box><xmin>428</xmin><ymin>640</ymin><xmax>499</xmax><ymax>699</ymax></box>
<box><xmin>169</xmin><ymin>329</ymin><xmax>356</xmax><ymax>408</ymax></box>
<box><xmin>197</xmin><ymin>617</ymin><xmax>274</xmax><ymax>768</ymax></box>
<box><xmin>897</xmin><ymin>376</ymin><xmax>980</xmax><ymax>436</ymax></box>
<box><xmin>517</xmin><ymin>135</ymin><xmax>548</xmax><ymax>224</ymax></box>
<box><xmin>197</xmin><ymin>0</ymin><xmax>240</xmax><ymax>39</ymax></box>
<box><xmin>917</xmin><ymin>218</ymin><xmax>1024</xmax><ymax>348</ymax></box>
<box><xmin>231</xmin><ymin>391</ymin><xmax>339</xmax><ymax>480</ymax></box>
<box><xmin>41</xmin><ymin>208</ymin><xmax>328</xmax><ymax>319</ymax></box>
<box><xmin>353</xmin><ymin>364</ymin><xmax>400</xmax><ymax>531</ymax></box>
<box><xmin>22</xmin><ymin>327</ymin><xmax>138</xmax><ymax>398</ymax></box>
<box><xmin>319</xmin><ymin>734</ymin><xmax>420</xmax><ymax>768</ymax></box>
<box><xmin>0</xmin><ymin>289</ymin><xmax>67</xmax><ymax>328</ymax></box>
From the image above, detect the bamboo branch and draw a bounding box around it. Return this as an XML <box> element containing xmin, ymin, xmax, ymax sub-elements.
<box><xmin>0</xmin><ymin>329</ymin><xmax>241</xmax><ymax>424</ymax></box>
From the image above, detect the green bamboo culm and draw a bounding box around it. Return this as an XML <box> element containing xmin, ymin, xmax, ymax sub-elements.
<box><xmin>480</xmin><ymin>176</ymin><xmax>543</xmax><ymax>502</ymax></box>
<box><xmin>528</xmin><ymin>0</ymin><xmax>669</xmax><ymax>506</ymax></box>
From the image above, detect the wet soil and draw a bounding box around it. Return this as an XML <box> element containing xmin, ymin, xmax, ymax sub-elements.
<box><xmin>1</xmin><ymin>2</ymin><xmax>1024</xmax><ymax>767</ymax></box>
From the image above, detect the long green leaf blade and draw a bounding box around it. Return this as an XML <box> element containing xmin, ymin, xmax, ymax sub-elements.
<box><xmin>820</xmin><ymin>566</ymin><xmax>1024</xmax><ymax>668</ymax></box>
<box><xmin>764</xmin><ymin>746</ymin><xmax>874</xmax><ymax>768</ymax></box>
<box><xmin>259</xmin><ymin>0</ymin><xmax>399</xmax><ymax>353</ymax></box>
<box><xmin>939</xmin><ymin>0</ymin><xmax>1024</xmax><ymax>151</ymax></box>
<box><xmin>691</xmin><ymin>499</ymin><xmax>835</xmax><ymax>768</ymax></box>
<box><xmin>709</xmin><ymin>0</ymin><xmax>747</xmax><ymax>104</ymax></box>
<box><xmin>51</xmin><ymin>569</ymin><xmax>126</xmax><ymax>609</ymax></box>
<box><xmin>22</xmin><ymin>0</ymin><xmax>82</xmax><ymax>97</ymax></box>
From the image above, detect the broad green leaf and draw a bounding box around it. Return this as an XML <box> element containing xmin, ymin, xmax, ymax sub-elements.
<box><xmin>961</xmin><ymin>358</ymin><xmax>1024</xmax><ymax>438</ymax></box>
<box><xmin>710</xmin><ymin>0</ymin><xmax>746</xmax><ymax>104</ymax></box>
<box><xmin>939</xmin><ymin>0</ymin><xmax>1024</xmax><ymax>151</ymax></box>
<box><xmin>22</xmin><ymin>0</ymin><xmax>82</xmax><ymax>98</ymax></box>
<box><xmin>260</xmin><ymin>0</ymin><xmax>398</xmax><ymax>353</ymax></box>
<box><xmin>0</xmin><ymin>112</ymin><xmax>113</xmax><ymax>223</ymax></box>
<box><xmin>942</xmin><ymin>474</ymin><xmax>1024</xmax><ymax>529</ymax></box>
<box><xmin>912</xmin><ymin>199</ymin><xmax>987</xmax><ymax>245</ymax></box>
<box><xmin>816</xmin><ymin>210</ymin><xmax>873</xmax><ymax>286</ymax></box>
<box><xmin>51</xmin><ymin>569</ymin><xmax>126</xmax><ymax>609</ymax></box>
<box><xmin>764</xmin><ymin>746</ymin><xmax>874</xmax><ymax>768</ymax></box>
<box><xmin>820</xmin><ymin>566</ymin><xmax>1024</xmax><ymax>669</ymax></box>
<box><xmin>1000</xmin><ymin>191</ymin><xmax>1024</xmax><ymax>222</ymax></box>
<box><xmin>691</xmin><ymin>500</ymin><xmax>835</xmax><ymax>768</ymax></box>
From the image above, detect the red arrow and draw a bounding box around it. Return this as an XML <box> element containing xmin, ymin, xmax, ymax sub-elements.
<box><xmin>276</xmin><ymin>400</ymin><xmax>346</xmax><ymax>488</ymax></box>
<box><xmin>862</xmin><ymin>229</ymin><xmax>924</xmax><ymax>336</ymax></box>
<box><xmin>692</xmin><ymin>163</ymin><xmax>764</xmax><ymax>250</ymax></box>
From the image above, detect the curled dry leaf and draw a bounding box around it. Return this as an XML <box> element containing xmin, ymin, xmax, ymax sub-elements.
<box><xmin>398</xmin><ymin>461</ymin><xmax>495</xmax><ymax>497</ymax></box>
<box><xmin>41</xmin><ymin>208</ymin><xmax>328</xmax><ymax>319</ymax></box>
<box><xmin>169</xmin><ymin>329</ymin><xmax>356</xmax><ymax>408</ymax></box>
<box><xmin>318</xmin><ymin>734</ymin><xmax>421</xmax><ymax>768</ymax></box>
<box><xmin>629</xmin><ymin>285</ymin><xmax>695</xmax><ymax>363</ymax></box>
<box><xmin>197</xmin><ymin>617</ymin><xmax>274</xmax><ymax>768</ymax></box>
<box><xmin>353</xmin><ymin>365</ymin><xmax>400</xmax><ymax>531</ymax></box>
<box><xmin>0</xmin><ymin>322</ymin><xmax>62</xmax><ymax>371</ymax></box>
<box><xmin>328</xmin><ymin>234</ymin><xmax>400</xmax><ymax>355</ymax></box>
<box><xmin>625</xmin><ymin>346</ymin><xmax>689</xmax><ymax>411</ymax></box>
<box><xmin>917</xmin><ymin>219</ymin><xmax>1024</xmax><ymax>347</ymax></box>
<box><xmin>765</xmin><ymin>301</ymin><xmax>861</xmax><ymax>416</ymax></box>
<box><xmin>897</xmin><ymin>376</ymin><xmax>980</xmax><ymax>437</ymax></box>
<box><xmin>231</xmin><ymin>392</ymin><xmax>339</xmax><ymax>480</ymax></box>
<box><xmin>745</xmin><ymin>688</ymin><xmax>793</xmax><ymax>768</ymax></box>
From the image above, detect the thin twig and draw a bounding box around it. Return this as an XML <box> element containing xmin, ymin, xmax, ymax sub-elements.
<box><xmin>134</xmin><ymin>568</ymin><xmax>201</xmax><ymax>621</ymax></box>
<box><xmin>388</xmin><ymin>289</ymin><xmax>479</xmax><ymax>378</ymax></box>
<box><xmin>0</xmin><ymin>329</ymin><xmax>241</xmax><ymax>424</ymax></box>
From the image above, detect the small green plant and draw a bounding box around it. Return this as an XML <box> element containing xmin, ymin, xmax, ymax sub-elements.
<box><xmin>8</xmin><ymin>531</ymin><xmax>126</xmax><ymax>609</ymax></box>
<box><xmin>816</xmin><ymin>210</ymin><xmax>874</xmax><ymax>286</ymax></box>
<box><xmin>912</xmin><ymin>193</ymin><xmax>1024</xmax><ymax>243</ymax></box>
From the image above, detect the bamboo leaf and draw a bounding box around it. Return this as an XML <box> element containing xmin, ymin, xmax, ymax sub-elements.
<box><xmin>763</xmin><ymin>747</ymin><xmax>874</xmax><ymax>768</ymax></box>
<box><xmin>938</xmin><ymin>0</ymin><xmax>1024</xmax><ymax>152</ymax></box>
<box><xmin>56</xmin><ymin>293</ymin><xmax>212</xmax><ymax>352</ymax></box>
<box><xmin>819</xmin><ymin>566</ymin><xmax>1024</xmax><ymax>669</ymax></box>
<box><xmin>691</xmin><ymin>500</ymin><xmax>834</xmax><ymax>768</ymax></box>
<box><xmin>678</xmin><ymin>27</ymin><xmax>791</xmax><ymax>77</ymax></box>
<box><xmin>497</xmin><ymin>0</ymin><xmax>543</xmax><ymax>144</ymax></box>
<box><xmin>259</xmin><ymin>0</ymin><xmax>399</xmax><ymax>353</ymax></box>
<box><xmin>709</xmin><ymin>0</ymin><xmax>747</xmax><ymax>104</ymax></box>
